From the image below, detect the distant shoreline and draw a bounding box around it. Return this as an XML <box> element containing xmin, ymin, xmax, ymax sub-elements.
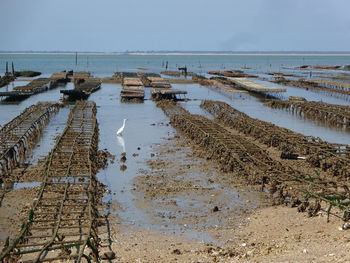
<box><xmin>1</xmin><ymin>52</ymin><xmax>350</xmax><ymax>56</ymax></box>
<box><xmin>130</xmin><ymin>52</ymin><xmax>350</xmax><ymax>56</ymax></box>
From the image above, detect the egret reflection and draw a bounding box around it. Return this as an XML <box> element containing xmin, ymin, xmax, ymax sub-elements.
<box><xmin>117</xmin><ymin>135</ymin><xmax>126</xmax><ymax>152</ymax></box>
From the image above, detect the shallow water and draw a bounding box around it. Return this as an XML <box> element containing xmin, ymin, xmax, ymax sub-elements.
<box><xmin>0</xmin><ymin>82</ymin><xmax>72</xmax><ymax>127</ymax></box>
<box><xmin>13</xmin><ymin>182</ymin><xmax>41</xmax><ymax>190</ymax></box>
<box><xmin>27</xmin><ymin>106</ymin><xmax>70</xmax><ymax>165</ymax></box>
<box><xmin>90</xmin><ymin>84</ymin><xmax>174</xmax><ymax>225</ymax></box>
<box><xmin>0</xmin><ymin>80</ymin><xmax>30</xmax><ymax>92</ymax></box>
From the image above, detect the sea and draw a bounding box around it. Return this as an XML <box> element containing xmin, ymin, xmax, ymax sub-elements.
<box><xmin>1</xmin><ymin>52</ymin><xmax>350</xmax><ymax>77</ymax></box>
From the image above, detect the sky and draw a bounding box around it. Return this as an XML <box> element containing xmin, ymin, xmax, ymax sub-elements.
<box><xmin>0</xmin><ymin>0</ymin><xmax>349</xmax><ymax>52</ymax></box>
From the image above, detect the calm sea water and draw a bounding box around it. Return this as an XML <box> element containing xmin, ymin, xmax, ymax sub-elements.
<box><xmin>1</xmin><ymin>53</ymin><xmax>350</xmax><ymax>77</ymax></box>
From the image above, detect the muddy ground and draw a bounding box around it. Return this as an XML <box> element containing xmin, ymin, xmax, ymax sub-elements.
<box><xmin>0</xmin><ymin>186</ymin><xmax>37</xmax><ymax>241</ymax></box>
<box><xmin>0</xmin><ymin>164</ymin><xmax>46</xmax><ymax>242</ymax></box>
<box><xmin>133</xmin><ymin>136</ymin><xmax>267</xmax><ymax>243</ymax></box>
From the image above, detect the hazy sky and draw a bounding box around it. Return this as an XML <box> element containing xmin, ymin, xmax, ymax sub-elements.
<box><xmin>0</xmin><ymin>0</ymin><xmax>349</xmax><ymax>51</ymax></box>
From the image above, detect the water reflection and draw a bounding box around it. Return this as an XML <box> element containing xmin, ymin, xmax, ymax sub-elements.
<box><xmin>117</xmin><ymin>135</ymin><xmax>126</xmax><ymax>153</ymax></box>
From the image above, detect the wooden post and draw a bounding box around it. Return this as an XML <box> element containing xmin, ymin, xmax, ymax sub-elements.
<box><xmin>5</xmin><ymin>62</ymin><xmax>8</xmax><ymax>75</ymax></box>
<box><xmin>11</xmin><ymin>62</ymin><xmax>15</xmax><ymax>76</ymax></box>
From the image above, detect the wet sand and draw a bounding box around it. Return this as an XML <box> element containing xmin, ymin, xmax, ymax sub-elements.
<box><xmin>133</xmin><ymin>135</ymin><xmax>268</xmax><ymax>244</ymax></box>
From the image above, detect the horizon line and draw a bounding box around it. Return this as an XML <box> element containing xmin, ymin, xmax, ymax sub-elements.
<box><xmin>1</xmin><ymin>50</ymin><xmax>350</xmax><ymax>53</ymax></box>
<box><xmin>1</xmin><ymin>51</ymin><xmax>350</xmax><ymax>57</ymax></box>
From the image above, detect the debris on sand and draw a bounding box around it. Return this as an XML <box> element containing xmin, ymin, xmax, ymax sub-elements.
<box><xmin>120</xmin><ymin>155</ymin><xmax>127</xmax><ymax>162</ymax></box>
<box><xmin>120</xmin><ymin>164</ymin><xmax>127</xmax><ymax>171</ymax></box>
<box><xmin>213</xmin><ymin>206</ymin><xmax>220</xmax><ymax>212</ymax></box>
<box><xmin>172</xmin><ymin>249</ymin><xmax>182</xmax><ymax>255</ymax></box>
<box><xmin>97</xmin><ymin>149</ymin><xmax>114</xmax><ymax>169</ymax></box>
<box><xmin>101</xmin><ymin>251</ymin><xmax>116</xmax><ymax>260</ymax></box>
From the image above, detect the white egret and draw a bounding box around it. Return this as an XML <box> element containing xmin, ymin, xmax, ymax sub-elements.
<box><xmin>117</xmin><ymin>119</ymin><xmax>127</xmax><ymax>136</ymax></box>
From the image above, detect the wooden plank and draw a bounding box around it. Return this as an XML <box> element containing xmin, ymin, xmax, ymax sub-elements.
<box><xmin>73</xmin><ymin>72</ymin><xmax>91</xmax><ymax>79</ymax></box>
<box><xmin>121</xmin><ymin>84</ymin><xmax>145</xmax><ymax>99</ymax></box>
<box><xmin>147</xmin><ymin>77</ymin><xmax>171</xmax><ymax>88</ymax></box>
<box><xmin>122</xmin><ymin>85</ymin><xmax>144</xmax><ymax>91</ymax></box>
<box><xmin>228</xmin><ymin>77</ymin><xmax>286</xmax><ymax>92</ymax></box>
<box><xmin>148</xmin><ymin>77</ymin><xmax>164</xmax><ymax>82</ymax></box>
<box><xmin>123</xmin><ymin>78</ymin><xmax>143</xmax><ymax>86</ymax></box>
<box><xmin>50</xmin><ymin>72</ymin><xmax>68</xmax><ymax>80</ymax></box>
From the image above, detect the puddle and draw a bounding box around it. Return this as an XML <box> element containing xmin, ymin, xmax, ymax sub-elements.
<box><xmin>0</xmin><ymin>181</ymin><xmax>40</xmax><ymax>192</ymax></box>
<box><xmin>13</xmin><ymin>182</ymin><xmax>41</xmax><ymax>190</ymax></box>
<box><xmin>27</xmin><ymin>106</ymin><xmax>71</xmax><ymax>165</ymax></box>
